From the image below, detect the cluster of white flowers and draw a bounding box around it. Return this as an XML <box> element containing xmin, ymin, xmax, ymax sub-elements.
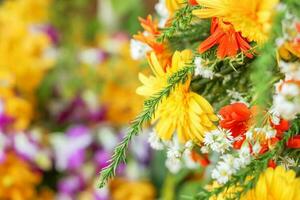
<box><xmin>273</xmin><ymin>80</ymin><xmax>300</xmax><ymax>120</ymax></box>
<box><xmin>203</xmin><ymin>128</ymin><xmax>234</xmax><ymax>154</ymax></box>
<box><xmin>130</xmin><ymin>39</ymin><xmax>151</xmax><ymax>60</ymax></box>
<box><xmin>279</xmin><ymin>61</ymin><xmax>300</xmax><ymax>81</ymax></box>
<box><xmin>165</xmin><ymin>139</ymin><xmax>197</xmax><ymax>173</ymax></box>
<box><xmin>148</xmin><ymin>129</ymin><xmax>165</xmax><ymax>150</ymax></box>
<box><xmin>148</xmin><ymin>130</ymin><xmax>198</xmax><ymax>173</ymax></box>
<box><xmin>211</xmin><ymin>146</ymin><xmax>251</xmax><ymax>184</ymax></box>
<box><xmin>194</xmin><ymin>57</ymin><xmax>214</xmax><ymax>79</ymax></box>
<box><xmin>154</xmin><ymin>0</ymin><xmax>169</xmax><ymax>28</ymax></box>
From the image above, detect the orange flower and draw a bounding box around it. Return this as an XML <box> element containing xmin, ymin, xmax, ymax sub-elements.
<box><xmin>191</xmin><ymin>151</ymin><xmax>210</xmax><ymax>167</ymax></box>
<box><xmin>133</xmin><ymin>15</ymin><xmax>172</xmax><ymax>70</ymax></box>
<box><xmin>199</xmin><ymin>18</ymin><xmax>252</xmax><ymax>58</ymax></box>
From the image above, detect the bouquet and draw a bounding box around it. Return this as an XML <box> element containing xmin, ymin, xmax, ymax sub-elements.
<box><xmin>99</xmin><ymin>0</ymin><xmax>300</xmax><ymax>199</ymax></box>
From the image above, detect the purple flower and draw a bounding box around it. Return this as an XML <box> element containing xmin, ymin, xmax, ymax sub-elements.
<box><xmin>42</xmin><ymin>24</ymin><xmax>60</xmax><ymax>45</ymax></box>
<box><xmin>94</xmin><ymin>150</ymin><xmax>111</xmax><ymax>171</ymax></box>
<box><xmin>58</xmin><ymin>175</ymin><xmax>85</xmax><ymax>195</ymax></box>
<box><xmin>0</xmin><ymin>114</ymin><xmax>13</xmax><ymax>130</ymax></box>
<box><xmin>51</xmin><ymin>125</ymin><xmax>92</xmax><ymax>171</ymax></box>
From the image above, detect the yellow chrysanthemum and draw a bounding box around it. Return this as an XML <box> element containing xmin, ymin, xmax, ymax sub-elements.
<box><xmin>193</xmin><ymin>0</ymin><xmax>278</xmax><ymax>43</ymax></box>
<box><xmin>166</xmin><ymin>0</ymin><xmax>185</xmax><ymax>15</ymax></box>
<box><xmin>0</xmin><ymin>153</ymin><xmax>41</xmax><ymax>200</ymax></box>
<box><xmin>137</xmin><ymin>50</ymin><xmax>218</xmax><ymax>143</ymax></box>
<box><xmin>241</xmin><ymin>166</ymin><xmax>300</xmax><ymax>200</ymax></box>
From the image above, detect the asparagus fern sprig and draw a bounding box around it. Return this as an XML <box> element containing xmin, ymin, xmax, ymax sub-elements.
<box><xmin>97</xmin><ymin>66</ymin><xmax>194</xmax><ymax>188</ymax></box>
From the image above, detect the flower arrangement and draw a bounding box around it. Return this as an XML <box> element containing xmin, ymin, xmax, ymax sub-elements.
<box><xmin>99</xmin><ymin>0</ymin><xmax>300</xmax><ymax>199</ymax></box>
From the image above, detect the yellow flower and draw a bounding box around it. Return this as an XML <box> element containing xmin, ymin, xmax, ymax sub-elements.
<box><xmin>193</xmin><ymin>0</ymin><xmax>278</xmax><ymax>43</ymax></box>
<box><xmin>242</xmin><ymin>166</ymin><xmax>300</xmax><ymax>200</ymax></box>
<box><xmin>4</xmin><ymin>95</ymin><xmax>33</xmax><ymax>130</ymax></box>
<box><xmin>166</xmin><ymin>0</ymin><xmax>185</xmax><ymax>15</ymax></box>
<box><xmin>0</xmin><ymin>0</ymin><xmax>54</xmax><ymax>95</ymax></box>
<box><xmin>110</xmin><ymin>178</ymin><xmax>156</xmax><ymax>200</ymax></box>
<box><xmin>137</xmin><ymin>50</ymin><xmax>218</xmax><ymax>143</ymax></box>
<box><xmin>0</xmin><ymin>153</ymin><xmax>41</xmax><ymax>200</ymax></box>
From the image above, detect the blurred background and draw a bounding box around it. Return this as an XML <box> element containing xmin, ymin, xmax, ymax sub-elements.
<box><xmin>0</xmin><ymin>0</ymin><xmax>165</xmax><ymax>199</ymax></box>
<box><xmin>0</xmin><ymin>0</ymin><xmax>205</xmax><ymax>199</ymax></box>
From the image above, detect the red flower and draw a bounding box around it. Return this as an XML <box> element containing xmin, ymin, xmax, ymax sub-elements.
<box><xmin>271</xmin><ymin>119</ymin><xmax>290</xmax><ymax>138</ymax></box>
<box><xmin>268</xmin><ymin>159</ymin><xmax>277</xmax><ymax>169</ymax></box>
<box><xmin>219</xmin><ymin>102</ymin><xmax>252</xmax><ymax>137</ymax></box>
<box><xmin>188</xmin><ymin>0</ymin><xmax>198</xmax><ymax>6</ymax></box>
<box><xmin>286</xmin><ymin>135</ymin><xmax>300</xmax><ymax>149</ymax></box>
<box><xmin>198</xmin><ymin>18</ymin><xmax>252</xmax><ymax>58</ymax></box>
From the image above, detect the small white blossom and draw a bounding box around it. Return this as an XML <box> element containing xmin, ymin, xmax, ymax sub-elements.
<box><xmin>185</xmin><ymin>140</ymin><xmax>194</xmax><ymax>150</ymax></box>
<box><xmin>273</xmin><ymin>94</ymin><xmax>300</xmax><ymax>120</ymax></box>
<box><xmin>204</xmin><ymin>128</ymin><xmax>233</xmax><ymax>154</ymax></box>
<box><xmin>155</xmin><ymin>0</ymin><xmax>169</xmax><ymax>28</ymax></box>
<box><xmin>194</xmin><ymin>57</ymin><xmax>214</xmax><ymax>79</ymax></box>
<box><xmin>269</xmin><ymin>108</ymin><xmax>281</xmax><ymax>125</ymax></box>
<box><xmin>238</xmin><ymin>146</ymin><xmax>251</xmax><ymax>167</ymax></box>
<box><xmin>200</xmin><ymin>146</ymin><xmax>209</xmax><ymax>154</ymax></box>
<box><xmin>279</xmin><ymin>61</ymin><xmax>300</xmax><ymax>81</ymax></box>
<box><xmin>252</xmin><ymin>142</ymin><xmax>262</xmax><ymax>155</ymax></box>
<box><xmin>281</xmin><ymin>83</ymin><xmax>300</xmax><ymax>97</ymax></box>
<box><xmin>212</xmin><ymin>162</ymin><xmax>232</xmax><ymax>184</ymax></box>
<box><xmin>148</xmin><ymin>130</ymin><xmax>164</xmax><ymax>150</ymax></box>
<box><xmin>245</xmin><ymin>130</ymin><xmax>253</xmax><ymax>140</ymax></box>
<box><xmin>165</xmin><ymin>157</ymin><xmax>182</xmax><ymax>173</ymax></box>
<box><xmin>130</xmin><ymin>39</ymin><xmax>151</xmax><ymax>60</ymax></box>
<box><xmin>265</xmin><ymin>127</ymin><xmax>277</xmax><ymax>139</ymax></box>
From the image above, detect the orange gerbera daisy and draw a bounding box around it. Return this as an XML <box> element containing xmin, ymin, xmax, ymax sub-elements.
<box><xmin>133</xmin><ymin>15</ymin><xmax>172</xmax><ymax>70</ymax></box>
<box><xmin>199</xmin><ymin>18</ymin><xmax>252</xmax><ymax>58</ymax></box>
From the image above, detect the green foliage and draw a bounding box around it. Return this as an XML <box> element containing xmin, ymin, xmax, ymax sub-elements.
<box><xmin>158</xmin><ymin>3</ymin><xmax>200</xmax><ymax>42</ymax></box>
<box><xmin>98</xmin><ymin>66</ymin><xmax>195</xmax><ymax>188</ymax></box>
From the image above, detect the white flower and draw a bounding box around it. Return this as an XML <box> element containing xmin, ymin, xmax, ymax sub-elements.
<box><xmin>279</xmin><ymin>61</ymin><xmax>300</xmax><ymax>81</ymax></box>
<box><xmin>194</xmin><ymin>57</ymin><xmax>214</xmax><ymax>79</ymax></box>
<box><xmin>269</xmin><ymin>108</ymin><xmax>281</xmax><ymax>125</ymax></box>
<box><xmin>200</xmin><ymin>146</ymin><xmax>209</xmax><ymax>154</ymax></box>
<box><xmin>281</xmin><ymin>83</ymin><xmax>300</xmax><ymax>97</ymax></box>
<box><xmin>185</xmin><ymin>140</ymin><xmax>194</xmax><ymax>150</ymax></box>
<box><xmin>182</xmin><ymin>150</ymin><xmax>199</xmax><ymax>169</ymax></box>
<box><xmin>165</xmin><ymin>157</ymin><xmax>182</xmax><ymax>173</ymax></box>
<box><xmin>155</xmin><ymin>0</ymin><xmax>169</xmax><ymax>28</ymax></box>
<box><xmin>238</xmin><ymin>146</ymin><xmax>251</xmax><ymax>167</ymax></box>
<box><xmin>212</xmin><ymin>162</ymin><xmax>232</xmax><ymax>184</ymax></box>
<box><xmin>245</xmin><ymin>130</ymin><xmax>253</xmax><ymax>140</ymax></box>
<box><xmin>130</xmin><ymin>39</ymin><xmax>151</xmax><ymax>60</ymax></box>
<box><xmin>204</xmin><ymin>128</ymin><xmax>233</xmax><ymax>154</ymax></box>
<box><xmin>148</xmin><ymin>130</ymin><xmax>165</xmax><ymax>150</ymax></box>
<box><xmin>273</xmin><ymin>94</ymin><xmax>300</xmax><ymax>120</ymax></box>
<box><xmin>167</xmin><ymin>147</ymin><xmax>182</xmax><ymax>160</ymax></box>
<box><xmin>252</xmin><ymin>142</ymin><xmax>261</xmax><ymax>155</ymax></box>
<box><xmin>264</xmin><ymin>127</ymin><xmax>277</xmax><ymax>139</ymax></box>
